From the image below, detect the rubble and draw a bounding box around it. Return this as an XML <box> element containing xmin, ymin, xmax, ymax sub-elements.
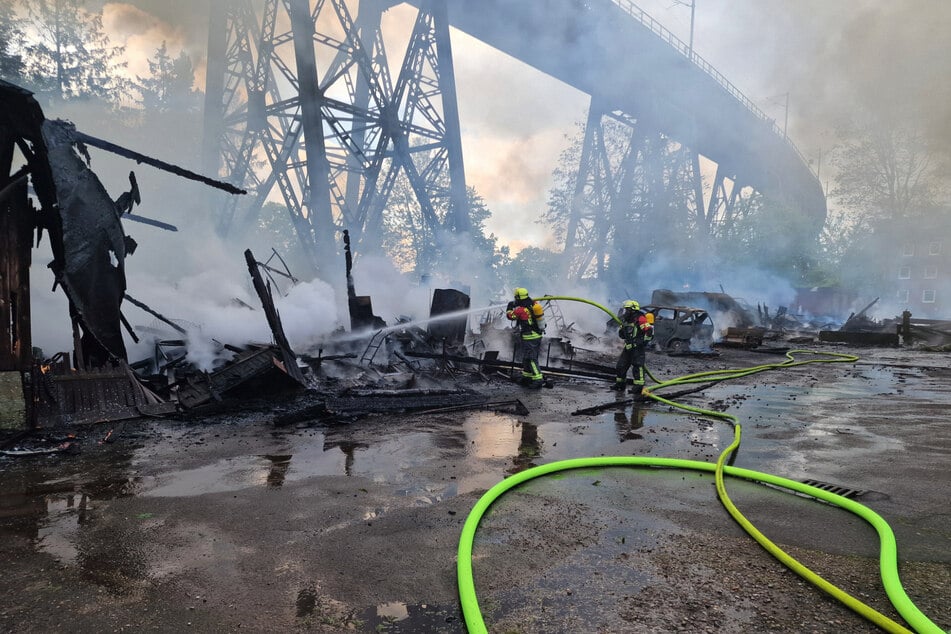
<box><xmin>819</xmin><ymin>298</ymin><xmax>900</xmax><ymax>346</ymax></box>
<box><xmin>0</xmin><ymin>80</ymin><xmax>244</xmax><ymax>430</ymax></box>
<box><xmin>2</xmin><ymin>78</ymin><xmax>948</xmax><ymax>445</ymax></box>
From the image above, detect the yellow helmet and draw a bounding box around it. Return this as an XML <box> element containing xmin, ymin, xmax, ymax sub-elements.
<box><xmin>514</xmin><ymin>287</ymin><xmax>529</xmax><ymax>300</ymax></box>
<box><xmin>623</xmin><ymin>300</ymin><xmax>640</xmax><ymax>310</ymax></box>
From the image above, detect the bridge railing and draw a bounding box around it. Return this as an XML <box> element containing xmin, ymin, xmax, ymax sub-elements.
<box><xmin>612</xmin><ymin>0</ymin><xmax>815</xmax><ymax>176</ymax></box>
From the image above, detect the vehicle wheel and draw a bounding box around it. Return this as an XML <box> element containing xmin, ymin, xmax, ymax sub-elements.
<box><xmin>667</xmin><ymin>339</ymin><xmax>688</xmax><ymax>353</ymax></box>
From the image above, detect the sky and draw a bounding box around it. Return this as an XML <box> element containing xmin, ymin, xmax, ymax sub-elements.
<box><xmin>10</xmin><ymin>0</ymin><xmax>951</xmax><ymax>353</ymax></box>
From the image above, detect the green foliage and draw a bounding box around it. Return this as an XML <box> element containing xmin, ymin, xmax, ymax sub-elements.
<box><xmin>0</xmin><ymin>4</ymin><xmax>25</xmax><ymax>81</ymax></box>
<box><xmin>830</xmin><ymin>114</ymin><xmax>944</xmax><ymax>225</ymax></box>
<box><xmin>248</xmin><ymin>201</ymin><xmax>312</xmax><ymax>277</ymax></box>
<box><xmin>543</xmin><ymin>117</ymin><xmax>704</xmax><ymax>286</ymax></box>
<box><xmin>379</xmin><ymin>157</ymin><xmax>509</xmax><ymax>297</ymax></box>
<box><xmin>24</xmin><ymin>0</ymin><xmax>130</xmax><ymax>104</ymax></box>
<box><xmin>542</xmin><ymin>122</ymin><xmax>586</xmax><ymax>244</ymax></box>
<box><xmin>502</xmin><ymin>247</ymin><xmax>562</xmax><ymax>296</ymax></box>
<box><xmin>820</xmin><ymin>110</ymin><xmax>949</xmax><ymax>288</ymax></box>
<box><xmin>137</xmin><ymin>41</ymin><xmax>200</xmax><ymax>113</ymax></box>
<box><xmin>713</xmin><ymin>196</ymin><xmax>825</xmax><ymax>286</ymax></box>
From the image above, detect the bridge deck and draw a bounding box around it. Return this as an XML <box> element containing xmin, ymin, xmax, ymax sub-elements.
<box><xmin>399</xmin><ymin>0</ymin><xmax>826</xmax><ymax>222</ymax></box>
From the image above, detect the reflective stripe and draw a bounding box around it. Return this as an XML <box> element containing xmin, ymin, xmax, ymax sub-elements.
<box><xmin>528</xmin><ymin>361</ymin><xmax>542</xmax><ymax>380</ymax></box>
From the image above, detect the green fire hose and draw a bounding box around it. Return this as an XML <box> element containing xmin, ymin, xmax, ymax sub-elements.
<box><xmin>456</xmin><ymin>296</ymin><xmax>943</xmax><ymax>634</ymax></box>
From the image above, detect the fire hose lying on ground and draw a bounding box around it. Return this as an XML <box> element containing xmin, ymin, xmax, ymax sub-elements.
<box><xmin>456</xmin><ymin>296</ymin><xmax>943</xmax><ymax>634</ymax></box>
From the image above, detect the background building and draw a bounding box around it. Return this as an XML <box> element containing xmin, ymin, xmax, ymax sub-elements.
<box><xmin>891</xmin><ymin>213</ymin><xmax>950</xmax><ymax>319</ymax></box>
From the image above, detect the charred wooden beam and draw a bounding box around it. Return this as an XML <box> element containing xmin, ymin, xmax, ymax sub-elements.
<box><xmin>415</xmin><ymin>398</ymin><xmax>529</xmax><ymax>416</ymax></box>
<box><xmin>0</xmin><ymin>176</ymin><xmax>32</xmax><ymax>372</ymax></box>
<box><xmin>428</xmin><ymin>288</ymin><xmax>470</xmax><ymax>346</ymax></box>
<box><xmin>72</xmin><ymin>130</ymin><xmax>247</xmax><ymax>195</ymax></box>
<box><xmin>819</xmin><ymin>330</ymin><xmax>899</xmax><ymax>346</ymax></box>
<box><xmin>31</xmin><ymin>361</ymin><xmax>176</xmax><ymax>426</ymax></box>
<box><xmin>176</xmin><ymin>346</ymin><xmax>290</xmax><ymax>409</ymax></box>
<box><xmin>324</xmin><ymin>389</ymin><xmax>486</xmax><ymax>415</ymax></box>
<box><xmin>244</xmin><ymin>249</ymin><xmax>311</xmax><ymax>388</ymax></box>
<box><xmin>343</xmin><ymin>229</ymin><xmax>384</xmax><ymax>331</ymax></box>
<box><xmin>572</xmin><ymin>381</ymin><xmax>719</xmax><ymax>416</ymax></box>
<box><xmin>124</xmin><ymin>294</ymin><xmax>187</xmax><ymax>334</ymax></box>
<box><xmin>122</xmin><ymin>213</ymin><xmax>178</xmax><ymax>232</ymax></box>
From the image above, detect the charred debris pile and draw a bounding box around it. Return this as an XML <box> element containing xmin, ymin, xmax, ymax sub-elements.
<box><xmin>0</xmin><ymin>80</ymin><xmax>562</xmax><ymax>442</ymax></box>
<box><xmin>0</xmin><ymin>80</ymin><xmax>539</xmax><ymax>439</ymax></box>
<box><xmin>3</xmin><ymin>79</ymin><xmax>949</xmax><ymax>446</ymax></box>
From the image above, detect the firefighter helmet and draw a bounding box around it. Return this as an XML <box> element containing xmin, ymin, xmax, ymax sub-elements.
<box><xmin>622</xmin><ymin>300</ymin><xmax>640</xmax><ymax>311</ymax></box>
<box><xmin>514</xmin><ymin>287</ymin><xmax>529</xmax><ymax>300</ymax></box>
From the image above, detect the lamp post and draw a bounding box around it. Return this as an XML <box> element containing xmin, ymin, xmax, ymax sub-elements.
<box><xmin>765</xmin><ymin>92</ymin><xmax>790</xmax><ymax>140</ymax></box>
<box><xmin>673</xmin><ymin>0</ymin><xmax>696</xmax><ymax>59</ymax></box>
<box><xmin>783</xmin><ymin>91</ymin><xmax>789</xmax><ymax>140</ymax></box>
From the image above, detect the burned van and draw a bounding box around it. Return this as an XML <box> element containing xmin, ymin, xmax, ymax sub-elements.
<box><xmin>644</xmin><ymin>305</ymin><xmax>714</xmax><ymax>353</ymax></box>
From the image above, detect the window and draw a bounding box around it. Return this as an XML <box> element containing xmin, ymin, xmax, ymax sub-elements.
<box><xmin>929</xmin><ymin>241</ymin><xmax>941</xmax><ymax>255</ymax></box>
<box><xmin>901</xmin><ymin>243</ymin><xmax>914</xmax><ymax>256</ymax></box>
<box><xmin>924</xmin><ymin>266</ymin><xmax>938</xmax><ymax>279</ymax></box>
<box><xmin>896</xmin><ymin>289</ymin><xmax>909</xmax><ymax>303</ymax></box>
<box><xmin>898</xmin><ymin>266</ymin><xmax>911</xmax><ymax>279</ymax></box>
<box><xmin>922</xmin><ymin>290</ymin><xmax>936</xmax><ymax>303</ymax></box>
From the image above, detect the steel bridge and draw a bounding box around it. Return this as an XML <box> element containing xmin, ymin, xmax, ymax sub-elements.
<box><xmin>202</xmin><ymin>0</ymin><xmax>826</xmax><ymax>282</ymax></box>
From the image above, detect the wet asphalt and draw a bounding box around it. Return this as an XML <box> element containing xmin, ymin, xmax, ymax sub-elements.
<box><xmin>0</xmin><ymin>345</ymin><xmax>949</xmax><ymax>633</ymax></box>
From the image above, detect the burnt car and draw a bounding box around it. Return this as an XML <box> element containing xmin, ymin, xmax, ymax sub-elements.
<box><xmin>643</xmin><ymin>305</ymin><xmax>714</xmax><ymax>353</ymax></box>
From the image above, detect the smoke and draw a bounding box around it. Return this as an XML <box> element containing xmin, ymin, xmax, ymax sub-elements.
<box><xmin>19</xmin><ymin>0</ymin><xmax>950</xmax><ymax>358</ymax></box>
<box><xmin>27</xmin><ymin>246</ymin><xmax>73</xmax><ymax>358</ymax></box>
<box><xmin>349</xmin><ymin>253</ymin><xmax>433</xmax><ymax>323</ymax></box>
<box><xmin>124</xmin><ymin>269</ymin><xmax>342</xmax><ymax>371</ymax></box>
<box><xmin>100</xmin><ymin>3</ymin><xmax>194</xmax><ymax>80</ymax></box>
<box><xmin>632</xmin><ymin>0</ymin><xmax>951</xmax><ymax>164</ymax></box>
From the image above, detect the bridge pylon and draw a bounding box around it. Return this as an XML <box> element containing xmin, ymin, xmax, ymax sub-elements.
<box><xmin>201</xmin><ymin>0</ymin><xmax>470</xmax><ymax>281</ymax></box>
<box><xmin>561</xmin><ymin>99</ymin><xmax>766</xmax><ymax>285</ymax></box>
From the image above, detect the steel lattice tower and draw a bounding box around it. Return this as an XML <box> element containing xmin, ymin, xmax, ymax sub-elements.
<box><xmin>562</xmin><ymin>102</ymin><xmax>764</xmax><ymax>283</ymax></box>
<box><xmin>201</xmin><ymin>0</ymin><xmax>470</xmax><ymax>279</ymax></box>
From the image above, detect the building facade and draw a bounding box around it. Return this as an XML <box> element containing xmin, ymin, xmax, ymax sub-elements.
<box><xmin>892</xmin><ymin>215</ymin><xmax>950</xmax><ymax>319</ymax></box>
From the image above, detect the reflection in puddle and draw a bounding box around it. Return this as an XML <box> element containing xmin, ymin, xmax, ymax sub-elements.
<box><xmin>690</xmin><ymin>364</ymin><xmax>951</xmax><ymax>478</ymax></box>
<box><xmin>6</xmin><ymin>364</ymin><xmax>938</xmax><ymax>603</ymax></box>
<box><xmin>262</xmin><ymin>454</ymin><xmax>292</xmax><ymax>487</ymax></box>
<box><xmin>359</xmin><ymin>601</ymin><xmax>460</xmax><ymax>631</ymax></box>
<box><xmin>376</xmin><ymin>601</ymin><xmax>409</xmax><ymax>621</ymax></box>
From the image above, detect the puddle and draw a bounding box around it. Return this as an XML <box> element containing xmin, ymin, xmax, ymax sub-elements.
<box><xmin>357</xmin><ymin>601</ymin><xmax>461</xmax><ymax>632</ymax></box>
<box><xmin>679</xmin><ymin>364</ymin><xmax>951</xmax><ymax>480</ymax></box>
<box><xmin>4</xmin><ymin>361</ymin><xmax>945</xmax><ymax>608</ymax></box>
<box><xmin>134</xmin><ymin>413</ymin><xmax>533</xmax><ymax>499</ymax></box>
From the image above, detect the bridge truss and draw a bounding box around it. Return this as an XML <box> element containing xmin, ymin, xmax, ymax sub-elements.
<box><xmin>201</xmin><ymin>0</ymin><xmax>823</xmax><ymax>284</ymax></box>
<box><xmin>561</xmin><ymin>104</ymin><xmax>763</xmax><ymax>283</ymax></box>
<box><xmin>201</xmin><ymin>0</ymin><xmax>470</xmax><ymax>278</ymax></box>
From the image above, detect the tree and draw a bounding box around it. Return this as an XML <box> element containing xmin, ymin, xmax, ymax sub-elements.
<box><xmin>460</xmin><ymin>189</ymin><xmax>510</xmax><ymax>298</ymax></box>
<box><xmin>711</xmin><ymin>195</ymin><xmax>825</xmax><ymax>286</ymax></box>
<box><xmin>0</xmin><ymin>4</ymin><xmax>25</xmax><ymax>82</ymax></box>
<box><xmin>379</xmin><ymin>151</ymin><xmax>507</xmax><ymax>297</ymax></box>
<box><xmin>23</xmin><ymin>0</ymin><xmax>129</xmax><ymax>103</ymax></box>
<box><xmin>503</xmin><ymin>247</ymin><xmax>562</xmax><ymax>296</ymax></box>
<box><xmin>544</xmin><ymin>117</ymin><xmax>702</xmax><ymax>288</ymax></box>
<box><xmin>830</xmin><ymin>114</ymin><xmax>946</xmax><ymax>228</ymax></box>
<box><xmin>138</xmin><ymin>41</ymin><xmax>199</xmax><ymax>113</ymax></box>
<box><xmin>247</xmin><ymin>201</ymin><xmax>313</xmax><ymax>277</ymax></box>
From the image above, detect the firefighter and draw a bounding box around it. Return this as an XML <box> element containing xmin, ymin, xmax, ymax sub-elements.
<box><xmin>506</xmin><ymin>287</ymin><xmax>546</xmax><ymax>389</ymax></box>
<box><xmin>613</xmin><ymin>300</ymin><xmax>653</xmax><ymax>393</ymax></box>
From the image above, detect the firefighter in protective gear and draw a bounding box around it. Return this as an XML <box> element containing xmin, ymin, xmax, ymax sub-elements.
<box><xmin>614</xmin><ymin>300</ymin><xmax>653</xmax><ymax>392</ymax></box>
<box><xmin>506</xmin><ymin>287</ymin><xmax>546</xmax><ymax>388</ymax></box>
